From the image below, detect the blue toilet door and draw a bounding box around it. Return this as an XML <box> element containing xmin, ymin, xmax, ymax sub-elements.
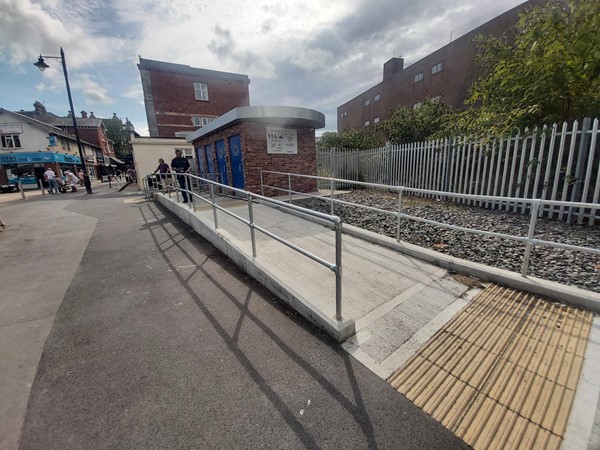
<box><xmin>215</xmin><ymin>139</ymin><xmax>229</xmax><ymax>186</ymax></box>
<box><xmin>228</xmin><ymin>135</ymin><xmax>244</xmax><ymax>189</ymax></box>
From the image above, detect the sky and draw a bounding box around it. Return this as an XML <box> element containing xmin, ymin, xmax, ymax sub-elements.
<box><xmin>0</xmin><ymin>0</ymin><xmax>527</xmax><ymax>137</ymax></box>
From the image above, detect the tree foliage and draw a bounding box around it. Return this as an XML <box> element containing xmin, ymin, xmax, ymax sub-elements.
<box><xmin>465</xmin><ymin>0</ymin><xmax>600</xmax><ymax>134</ymax></box>
<box><xmin>318</xmin><ymin>128</ymin><xmax>383</xmax><ymax>150</ymax></box>
<box><xmin>376</xmin><ymin>97</ymin><xmax>458</xmax><ymax>144</ymax></box>
<box><xmin>104</xmin><ymin>114</ymin><xmax>132</xmax><ymax>159</ymax></box>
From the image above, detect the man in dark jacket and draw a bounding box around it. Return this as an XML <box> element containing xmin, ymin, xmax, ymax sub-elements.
<box><xmin>171</xmin><ymin>149</ymin><xmax>191</xmax><ymax>202</ymax></box>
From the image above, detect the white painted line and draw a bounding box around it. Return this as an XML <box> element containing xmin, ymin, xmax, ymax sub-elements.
<box><xmin>562</xmin><ymin>316</ymin><xmax>600</xmax><ymax>450</ymax></box>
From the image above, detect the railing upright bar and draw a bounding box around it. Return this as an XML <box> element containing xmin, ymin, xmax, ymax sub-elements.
<box><xmin>288</xmin><ymin>173</ymin><xmax>292</xmax><ymax>204</ymax></box>
<box><xmin>209</xmin><ymin>183</ymin><xmax>218</xmax><ymax>229</ymax></box>
<box><xmin>260</xmin><ymin>171</ymin><xmax>264</xmax><ymax>197</ymax></box>
<box><xmin>521</xmin><ymin>201</ymin><xmax>540</xmax><ymax>277</ymax></box>
<box><xmin>330</xmin><ymin>178</ymin><xmax>335</xmax><ymax>216</ymax></box>
<box><xmin>248</xmin><ymin>195</ymin><xmax>257</xmax><ymax>257</ymax></box>
<box><xmin>335</xmin><ymin>220</ymin><xmax>343</xmax><ymax>321</ymax></box>
<box><xmin>396</xmin><ymin>188</ymin><xmax>403</xmax><ymax>242</ymax></box>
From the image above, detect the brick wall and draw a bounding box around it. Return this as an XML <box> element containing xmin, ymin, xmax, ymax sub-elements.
<box><xmin>192</xmin><ymin>121</ymin><xmax>318</xmax><ymax>196</ymax></box>
<box><xmin>149</xmin><ymin>71</ymin><xmax>250</xmax><ymax>138</ymax></box>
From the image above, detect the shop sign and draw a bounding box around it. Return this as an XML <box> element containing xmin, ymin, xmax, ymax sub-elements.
<box><xmin>266</xmin><ymin>127</ymin><xmax>297</xmax><ymax>154</ymax></box>
<box><xmin>0</xmin><ymin>123</ymin><xmax>23</xmax><ymax>135</ymax></box>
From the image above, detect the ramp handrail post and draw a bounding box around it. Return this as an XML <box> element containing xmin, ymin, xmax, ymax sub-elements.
<box><xmin>396</xmin><ymin>187</ymin><xmax>403</xmax><ymax>241</ymax></box>
<box><xmin>190</xmin><ymin>175</ymin><xmax>196</xmax><ymax>212</ymax></box>
<box><xmin>210</xmin><ymin>182</ymin><xmax>219</xmax><ymax>229</ymax></box>
<box><xmin>521</xmin><ymin>201</ymin><xmax>540</xmax><ymax>277</ymax></box>
<box><xmin>260</xmin><ymin>171</ymin><xmax>264</xmax><ymax>197</ymax></box>
<box><xmin>334</xmin><ymin>219</ymin><xmax>343</xmax><ymax>321</ymax></box>
<box><xmin>248</xmin><ymin>195</ymin><xmax>257</xmax><ymax>257</ymax></box>
<box><xmin>330</xmin><ymin>178</ymin><xmax>335</xmax><ymax>215</ymax></box>
<box><xmin>288</xmin><ymin>173</ymin><xmax>292</xmax><ymax>204</ymax></box>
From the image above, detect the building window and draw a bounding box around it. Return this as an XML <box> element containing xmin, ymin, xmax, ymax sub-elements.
<box><xmin>194</xmin><ymin>82</ymin><xmax>209</xmax><ymax>101</ymax></box>
<box><xmin>1</xmin><ymin>134</ymin><xmax>21</xmax><ymax>149</ymax></box>
<box><xmin>364</xmin><ymin>120</ymin><xmax>370</xmax><ymax>127</ymax></box>
<box><xmin>374</xmin><ymin>117</ymin><xmax>380</xmax><ymax>124</ymax></box>
<box><xmin>412</xmin><ymin>102</ymin><xmax>422</xmax><ymax>110</ymax></box>
<box><xmin>364</xmin><ymin>99</ymin><xmax>370</xmax><ymax>106</ymax></box>
<box><xmin>176</xmin><ymin>148</ymin><xmax>194</xmax><ymax>159</ymax></box>
<box><xmin>414</xmin><ymin>72</ymin><xmax>424</xmax><ymax>83</ymax></box>
<box><xmin>374</xmin><ymin>94</ymin><xmax>380</xmax><ymax>102</ymax></box>
<box><xmin>431</xmin><ymin>95</ymin><xmax>441</xmax><ymax>102</ymax></box>
<box><xmin>192</xmin><ymin>116</ymin><xmax>213</xmax><ymax>127</ymax></box>
<box><xmin>431</xmin><ymin>63</ymin><xmax>443</xmax><ymax>75</ymax></box>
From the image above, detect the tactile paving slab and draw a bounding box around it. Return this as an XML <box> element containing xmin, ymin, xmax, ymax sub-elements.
<box><xmin>388</xmin><ymin>284</ymin><xmax>593</xmax><ymax>450</ymax></box>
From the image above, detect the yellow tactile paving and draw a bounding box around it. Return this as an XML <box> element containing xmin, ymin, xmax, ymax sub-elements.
<box><xmin>388</xmin><ymin>284</ymin><xmax>594</xmax><ymax>450</ymax></box>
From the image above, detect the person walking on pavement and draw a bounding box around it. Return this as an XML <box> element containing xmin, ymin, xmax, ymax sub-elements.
<box><xmin>171</xmin><ymin>149</ymin><xmax>191</xmax><ymax>203</ymax></box>
<box><xmin>44</xmin><ymin>167</ymin><xmax>59</xmax><ymax>194</ymax></box>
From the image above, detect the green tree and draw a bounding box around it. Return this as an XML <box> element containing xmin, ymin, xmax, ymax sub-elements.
<box><xmin>318</xmin><ymin>128</ymin><xmax>383</xmax><ymax>150</ymax></box>
<box><xmin>376</xmin><ymin>97</ymin><xmax>458</xmax><ymax>144</ymax></box>
<box><xmin>104</xmin><ymin>113</ymin><xmax>132</xmax><ymax>159</ymax></box>
<box><xmin>465</xmin><ymin>0</ymin><xmax>600</xmax><ymax>134</ymax></box>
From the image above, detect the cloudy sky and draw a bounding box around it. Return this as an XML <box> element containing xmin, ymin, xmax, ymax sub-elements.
<box><xmin>0</xmin><ymin>0</ymin><xmax>526</xmax><ymax>136</ymax></box>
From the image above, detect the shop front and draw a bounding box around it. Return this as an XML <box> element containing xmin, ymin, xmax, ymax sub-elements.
<box><xmin>0</xmin><ymin>151</ymin><xmax>82</xmax><ymax>188</ymax></box>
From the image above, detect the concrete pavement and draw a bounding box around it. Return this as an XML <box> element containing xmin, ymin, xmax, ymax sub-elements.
<box><xmin>1</xmin><ymin>185</ymin><xmax>469</xmax><ymax>449</ymax></box>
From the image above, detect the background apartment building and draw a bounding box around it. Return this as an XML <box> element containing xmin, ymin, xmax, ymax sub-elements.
<box><xmin>138</xmin><ymin>57</ymin><xmax>251</xmax><ymax>138</ymax></box>
<box><xmin>337</xmin><ymin>1</ymin><xmax>537</xmax><ymax>132</ymax></box>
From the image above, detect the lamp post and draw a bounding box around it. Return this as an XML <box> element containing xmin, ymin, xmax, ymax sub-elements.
<box><xmin>34</xmin><ymin>48</ymin><xmax>93</xmax><ymax>194</ymax></box>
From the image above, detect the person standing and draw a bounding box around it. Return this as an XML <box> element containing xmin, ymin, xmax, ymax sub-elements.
<box><xmin>170</xmin><ymin>149</ymin><xmax>191</xmax><ymax>203</ymax></box>
<box><xmin>44</xmin><ymin>167</ymin><xmax>59</xmax><ymax>194</ymax></box>
<box><xmin>153</xmin><ymin>158</ymin><xmax>170</xmax><ymax>190</ymax></box>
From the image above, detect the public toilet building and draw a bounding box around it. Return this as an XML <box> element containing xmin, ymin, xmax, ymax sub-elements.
<box><xmin>186</xmin><ymin>106</ymin><xmax>325</xmax><ymax>195</ymax></box>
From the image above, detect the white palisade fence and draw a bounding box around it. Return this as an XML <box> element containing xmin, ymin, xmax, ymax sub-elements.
<box><xmin>317</xmin><ymin>118</ymin><xmax>600</xmax><ymax>225</ymax></box>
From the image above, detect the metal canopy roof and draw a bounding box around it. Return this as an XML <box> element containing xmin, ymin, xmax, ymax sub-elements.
<box><xmin>186</xmin><ymin>106</ymin><xmax>325</xmax><ymax>143</ymax></box>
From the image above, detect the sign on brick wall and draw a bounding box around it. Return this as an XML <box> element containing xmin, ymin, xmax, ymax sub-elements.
<box><xmin>266</xmin><ymin>127</ymin><xmax>297</xmax><ymax>154</ymax></box>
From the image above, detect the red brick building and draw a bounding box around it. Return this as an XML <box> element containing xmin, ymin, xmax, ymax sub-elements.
<box><xmin>186</xmin><ymin>106</ymin><xmax>325</xmax><ymax>195</ymax></box>
<box><xmin>138</xmin><ymin>57</ymin><xmax>250</xmax><ymax>138</ymax></box>
<box><xmin>337</xmin><ymin>0</ymin><xmax>539</xmax><ymax>132</ymax></box>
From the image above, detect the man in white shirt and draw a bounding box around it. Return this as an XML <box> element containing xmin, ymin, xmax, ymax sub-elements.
<box><xmin>44</xmin><ymin>167</ymin><xmax>58</xmax><ymax>194</ymax></box>
<box><xmin>65</xmin><ymin>170</ymin><xmax>79</xmax><ymax>192</ymax></box>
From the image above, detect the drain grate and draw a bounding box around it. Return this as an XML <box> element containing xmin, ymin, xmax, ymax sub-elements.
<box><xmin>388</xmin><ymin>284</ymin><xmax>593</xmax><ymax>450</ymax></box>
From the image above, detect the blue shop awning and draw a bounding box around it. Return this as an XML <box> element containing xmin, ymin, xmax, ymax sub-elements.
<box><xmin>0</xmin><ymin>151</ymin><xmax>81</xmax><ymax>165</ymax></box>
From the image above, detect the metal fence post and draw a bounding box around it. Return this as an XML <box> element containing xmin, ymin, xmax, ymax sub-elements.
<box><xmin>190</xmin><ymin>175</ymin><xmax>197</xmax><ymax>212</ymax></box>
<box><xmin>396</xmin><ymin>188</ymin><xmax>403</xmax><ymax>241</ymax></box>
<box><xmin>209</xmin><ymin>182</ymin><xmax>219</xmax><ymax>229</ymax></box>
<box><xmin>248</xmin><ymin>195</ymin><xmax>257</xmax><ymax>257</ymax></box>
<box><xmin>260</xmin><ymin>171</ymin><xmax>264</xmax><ymax>197</ymax></box>
<box><xmin>521</xmin><ymin>201</ymin><xmax>540</xmax><ymax>277</ymax></box>
<box><xmin>288</xmin><ymin>173</ymin><xmax>292</xmax><ymax>204</ymax></box>
<box><xmin>19</xmin><ymin>181</ymin><xmax>25</xmax><ymax>200</ymax></box>
<box><xmin>334</xmin><ymin>220</ymin><xmax>343</xmax><ymax>321</ymax></box>
<box><xmin>330</xmin><ymin>178</ymin><xmax>335</xmax><ymax>216</ymax></box>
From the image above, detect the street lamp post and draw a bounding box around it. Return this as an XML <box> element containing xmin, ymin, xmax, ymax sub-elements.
<box><xmin>34</xmin><ymin>47</ymin><xmax>93</xmax><ymax>194</ymax></box>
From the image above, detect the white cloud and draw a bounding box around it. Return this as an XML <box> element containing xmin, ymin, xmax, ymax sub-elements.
<box><xmin>71</xmin><ymin>73</ymin><xmax>114</xmax><ymax>105</ymax></box>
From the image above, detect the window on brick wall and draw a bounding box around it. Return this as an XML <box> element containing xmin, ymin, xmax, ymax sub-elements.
<box><xmin>374</xmin><ymin>94</ymin><xmax>380</xmax><ymax>102</ymax></box>
<box><xmin>1</xmin><ymin>134</ymin><xmax>21</xmax><ymax>148</ymax></box>
<box><xmin>194</xmin><ymin>82</ymin><xmax>209</xmax><ymax>101</ymax></box>
<box><xmin>364</xmin><ymin>120</ymin><xmax>370</xmax><ymax>127</ymax></box>
<box><xmin>192</xmin><ymin>116</ymin><xmax>213</xmax><ymax>127</ymax></box>
<box><xmin>431</xmin><ymin>63</ymin><xmax>443</xmax><ymax>75</ymax></box>
<box><xmin>364</xmin><ymin>99</ymin><xmax>370</xmax><ymax>106</ymax></box>
<box><xmin>374</xmin><ymin>117</ymin><xmax>380</xmax><ymax>124</ymax></box>
<box><xmin>414</xmin><ymin>72</ymin><xmax>424</xmax><ymax>83</ymax></box>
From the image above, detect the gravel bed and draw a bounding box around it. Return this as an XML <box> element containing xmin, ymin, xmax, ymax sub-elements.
<box><xmin>294</xmin><ymin>190</ymin><xmax>600</xmax><ymax>294</ymax></box>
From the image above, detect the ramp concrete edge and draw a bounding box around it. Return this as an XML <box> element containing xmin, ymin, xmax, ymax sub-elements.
<box><xmin>155</xmin><ymin>195</ymin><xmax>355</xmax><ymax>342</ymax></box>
<box><xmin>342</xmin><ymin>223</ymin><xmax>600</xmax><ymax>314</ymax></box>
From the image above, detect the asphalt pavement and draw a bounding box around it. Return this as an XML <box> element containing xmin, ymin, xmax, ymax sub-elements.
<box><xmin>1</xmin><ymin>185</ymin><xmax>470</xmax><ymax>449</ymax></box>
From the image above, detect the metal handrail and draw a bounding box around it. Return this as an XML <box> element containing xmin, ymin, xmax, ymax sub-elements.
<box><xmin>260</xmin><ymin>170</ymin><xmax>600</xmax><ymax>278</ymax></box>
<box><xmin>143</xmin><ymin>173</ymin><xmax>344</xmax><ymax>321</ymax></box>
